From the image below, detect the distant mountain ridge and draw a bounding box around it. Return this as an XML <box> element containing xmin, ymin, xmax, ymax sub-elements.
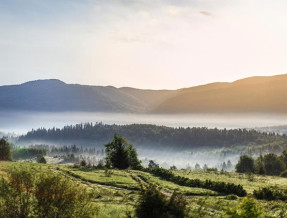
<box><xmin>1</xmin><ymin>74</ymin><xmax>287</xmax><ymax>113</ymax></box>
<box><xmin>153</xmin><ymin>74</ymin><xmax>287</xmax><ymax>113</ymax></box>
<box><xmin>0</xmin><ymin>79</ymin><xmax>174</xmax><ymax>112</ymax></box>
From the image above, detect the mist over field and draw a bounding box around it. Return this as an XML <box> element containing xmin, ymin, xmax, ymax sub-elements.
<box><xmin>1</xmin><ymin>111</ymin><xmax>287</xmax><ymax>135</ymax></box>
<box><xmin>2</xmin><ymin>111</ymin><xmax>286</xmax><ymax>170</ymax></box>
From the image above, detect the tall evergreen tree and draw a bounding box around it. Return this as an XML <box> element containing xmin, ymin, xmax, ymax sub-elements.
<box><xmin>0</xmin><ymin>138</ymin><xmax>12</xmax><ymax>161</ymax></box>
<box><xmin>105</xmin><ymin>134</ymin><xmax>141</xmax><ymax>169</ymax></box>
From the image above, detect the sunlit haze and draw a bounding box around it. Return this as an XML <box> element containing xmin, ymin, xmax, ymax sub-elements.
<box><xmin>1</xmin><ymin>0</ymin><xmax>287</xmax><ymax>89</ymax></box>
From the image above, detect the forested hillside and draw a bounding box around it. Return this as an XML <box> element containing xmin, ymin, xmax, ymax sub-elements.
<box><xmin>18</xmin><ymin>123</ymin><xmax>287</xmax><ymax>150</ymax></box>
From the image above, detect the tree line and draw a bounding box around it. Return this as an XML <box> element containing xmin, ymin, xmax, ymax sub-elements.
<box><xmin>235</xmin><ymin>150</ymin><xmax>287</xmax><ymax>176</ymax></box>
<box><xmin>18</xmin><ymin>123</ymin><xmax>287</xmax><ymax>149</ymax></box>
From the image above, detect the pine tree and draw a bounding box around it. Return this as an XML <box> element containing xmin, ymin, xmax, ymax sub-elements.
<box><xmin>0</xmin><ymin>138</ymin><xmax>12</xmax><ymax>161</ymax></box>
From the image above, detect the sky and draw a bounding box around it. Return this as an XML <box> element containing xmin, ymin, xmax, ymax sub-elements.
<box><xmin>1</xmin><ymin>0</ymin><xmax>287</xmax><ymax>89</ymax></box>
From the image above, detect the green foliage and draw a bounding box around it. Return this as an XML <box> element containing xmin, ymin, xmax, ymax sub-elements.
<box><xmin>280</xmin><ymin>170</ymin><xmax>287</xmax><ymax>178</ymax></box>
<box><xmin>34</xmin><ymin>171</ymin><xmax>97</xmax><ymax>218</ymax></box>
<box><xmin>19</xmin><ymin>123</ymin><xmax>287</xmax><ymax>150</ymax></box>
<box><xmin>80</xmin><ymin>159</ymin><xmax>87</xmax><ymax>166</ymax></box>
<box><xmin>135</xmin><ymin>184</ymin><xmax>188</xmax><ymax>218</ymax></box>
<box><xmin>280</xmin><ymin>150</ymin><xmax>287</xmax><ymax>167</ymax></box>
<box><xmin>206</xmin><ymin>168</ymin><xmax>218</xmax><ymax>172</ymax></box>
<box><xmin>263</xmin><ymin>153</ymin><xmax>285</xmax><ymax>176</ymax></box>
<box><xmin>255</xmin><ymin>154</ymin><xmax>265</xmax><ymax>175</ymax></box>
<box><xmin>104</xmin><ymin>169</ymin><xmax>113</xmax><ymax>177</ymax></box>
<box><xmin>97</xmin><ymin>159</ymin><xmax>105</xmax><ymax>169</ymax></box>
<box><xmin>36</xmin><ymin>155</ymin><xmax>47</xmax><ymax>164</ymax></box>
<box><xmin>63</xmin><ymin>153</ymin><xmax>79</xmax><ymax>163</ymax></box>
<box><xmin>148</xmin><ymin>160</ymin><xmax>159</xmax><ymax>168</ymax></box>
<box><xmin>253</xmin><ymin>186</ymin><xmax>287</xmax><ymax>201</ymax></box>
<box><xmin>0</xmin><ymin>166</ymin><xmax>98</xmax><ymax>218</ymax></box>
<box><xmin>235</xmin><ymin>155</ymin><xmax>255</xmax><ymax>173</ymax></box>
<box><xmin>253</xmin><ymin>151</ymin><xmax>287</xmax><ymax>176</ymax></box>
<box><xmin>0</xmin><ymin>138</ymin><xmax>12</xmax><ymax>161</ymax></box>
<box><xmin>12</xmin><ymin>148</ymin><xmax>46</xmax><ymax>160</ymax></box>
<box><xmin>147</xmin><ymin>168</ymin><xmax>247</xmax><ymax>196</ymax></box>
<box><xmin>0</xmin><ymin>167</ymin><xmax>34</xmax><ymax>217</ymax></box>
<box><xmin>170</xmin><ymin>165</ymin><xmax>177</xmax><ymax>170</ymax></box>
<box><xmin>105</xmin><ymin>134</ymin><xmax>141</xmax><ymax>169</ymax></box>
<box><xmin>225</xmin><ymin>197</ymin><xmax>263</xmax><ymax>218</ymax></box>
<box><xmin>225</xmin><ymin>194</ymin><xmax>238</xmax><ymax>200</ymax></box>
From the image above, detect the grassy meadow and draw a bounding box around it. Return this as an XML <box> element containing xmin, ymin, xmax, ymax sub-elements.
<box><xmin>1</xmin><ymin>161</ymin><xmax>287</xmax><ymax>217</ymax></box>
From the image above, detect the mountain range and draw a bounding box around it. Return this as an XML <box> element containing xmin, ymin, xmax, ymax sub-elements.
<box><xmin>1</xmin><ymin>74</ymin><xmax>287</xmax><ymax>114</ymax></box>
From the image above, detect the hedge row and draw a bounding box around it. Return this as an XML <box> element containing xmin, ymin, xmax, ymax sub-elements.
<box><xmin>146</xmin><ymin>168</ymin><xmax>247</xmax><ymax>197</ymax></box>
<box><xmin>253</xmin><ymin>186</ymin><xmax>287</xmax><ymax>201</ymax></box>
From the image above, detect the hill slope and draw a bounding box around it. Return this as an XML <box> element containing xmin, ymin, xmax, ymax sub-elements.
<box><xmin>1</xmin><ymin>74</ymin><xmax>287</xmax><ymax>113</ymax></box>
<box><xmin>0</xmin><ymin>79</ymin><xmax>174</xmax><ymax>112</ymax></box>
<box><xmin>152</xmin><ymin>74</ymin><xmax>287</xmax><ymax>113</ymax></box>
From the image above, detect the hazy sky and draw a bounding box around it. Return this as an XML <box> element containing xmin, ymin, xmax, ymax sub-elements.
<box><xmin>1</xmin><ymin>0</ymin><xmax>287</xmax><ymax>89</ymax></box>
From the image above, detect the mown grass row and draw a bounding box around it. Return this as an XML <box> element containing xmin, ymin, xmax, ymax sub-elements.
<box><xmin>61</xmin><ymin>168</ymin><xmax>140</xmax><ymax>191</ymax></box>
<box><xmin>146</xmin><ymin>168</ymin><xmax>247</xmax><ymax>197</ymax></box>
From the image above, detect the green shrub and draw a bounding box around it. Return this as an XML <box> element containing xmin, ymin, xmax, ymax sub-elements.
<box><xmin>34</xmin><ymin>171</ymin><xmax>97</xmax><ymax>218</ymax></box>
<box><xmin>0</xmin><ymin>166</ymin><xmax>98</xmax><ymax>218</ymax></box>
<box><xmin>225</xmin><ymin>197</ymin><xmax>263</xmax><ymax>218</ymax></box>
<box><xmin>80</xmin><ymin>159</ymin><xmax>87</xmax><ymax>166</ymax></box>
<box><xmin>225</xmin><ymin>194</ymin><xmax>238</xmax><ymax>200</ymax></box>
<box><xmin>36</xmin><ymin>155</ymin><xmax>47</xmax><ymax>164</ymax></box>
<box><xmin>12</xmin><ymin>148</ymin><xmax>46</xmax><ymax>160</ymax></box>
<box><xmin>280</xmin><ymin>170</ymin><xmax>287</xmax><ymax>178</ymax></box>
<box><xmin>135</xmin><ymin>184</ymin><xmax>188</xmax><ymax>218</ymax></box>
<box><xmin>147</xmin><ymin>168</ymin><xmax>247</xmax><ymax>197</ymax></box>
<box><xmin>0</xmin><ymin>167</ymin><xmax>35</xmax><ymax>217</ymax></box>
<box><xmin>253</xmin><ymin>186</ymin><xmax>287</xmax><ymax>201</ymax></box>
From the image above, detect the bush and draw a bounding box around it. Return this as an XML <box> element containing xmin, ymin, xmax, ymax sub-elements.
<box><xmin>280</xmin><ymin>170</ymin><xmax>287</xmax><ymax>178</ymax></box>
<box><xmin>36</xmin><ymin>155</ymin><xmax>47</xmax><ymax>164</ymax></box>
<box><xmin>0</xmin><ymin>167</ymin><xmax>35</xmax><ymax>217</ymax></box>
<box><xmin>97</xmin><ymin>159</ymin><xmax>105</xmax><ymax>169</ymax></box>
<box><xmin>12</xmin><ymin>148</ymin><xmax>46</xmax><ymax>160</ymax></box>
<box><xmin>135</xmin><ymin>184</ymin><xmax>188</xmax><ymax>218</ymax></box>
<box><xmin>225</xmin><ymin>197</ymin><xmax>263</xmax><ymax>218</ymax></box>
<box><xmin>206</xmin><ymin>168</ymin><xmax>218</xmax><ymax>172</ymax></box>
<box><xmin>225</xmin><ymin>194</ymin><xmax>238</xmax><ymax>200</ymax></box>
<box><xmin>104</xmin><ymin>169</ymin><xmax>113</xmax><ymax>177</ymax></box>
<box><xmin>34</xmin><ymin>171</ymin><xmax>97</xmax><ymax>217</ymax></box>
<box><xmin>253</xmin><ymin>186</ymin><xmax>287</xmax><ymax>201</ymax></box>
<box><xmin>148</xmin><ymin>160</ymin><xmax>159</xmax><ymax>169</ymax></box>
<box><xmin>0</xmin><ymin>166</ymin><xmax>98</xmax><ymax>218</ymax></box>
<box><xmin>80</xmin><ymin>159</ymin><xmax>87</xmax><ymax>167</ymax></box>
<box><xmin>147</xmin><ymin>168</ymin><xmax>247</xmax><ymax>197</ymax></box>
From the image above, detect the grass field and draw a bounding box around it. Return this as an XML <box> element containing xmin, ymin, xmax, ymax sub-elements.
<box><xmin>1</xmin><ymin>161</ymin><xmax>287</xmax><ymax>217</ymax></box>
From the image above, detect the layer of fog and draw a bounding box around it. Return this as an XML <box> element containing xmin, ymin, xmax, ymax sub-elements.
<box><xmin>137</xmin><ymin>148</ymin><xmax>239</xmax><ymax>171</ymax></box>
<box><xmin>3</xmin><ymin>111</ymin><xmax>286</xmax><ymax>169</ymax></box>
<box><xmin>40</xmin><ymin>146</ymin><xmax>240</xmax><ymax>171</ymax></box>
<box><xmin>1</xmin><ymin>111</ymin><xmax>287</xmax><ymax>135</ymax></box>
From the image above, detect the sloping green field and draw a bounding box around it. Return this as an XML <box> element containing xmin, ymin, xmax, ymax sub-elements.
<box><xmin>1</xmin><ymin>161</ymin><xmax>287</xmax><ymax>217</ymax></box>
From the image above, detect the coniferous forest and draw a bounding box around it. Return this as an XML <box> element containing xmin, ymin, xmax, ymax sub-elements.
<box><xmin>18</xmin><ymin>123</ymin><xmax>287</xmax><ymax>150</ymax></box>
